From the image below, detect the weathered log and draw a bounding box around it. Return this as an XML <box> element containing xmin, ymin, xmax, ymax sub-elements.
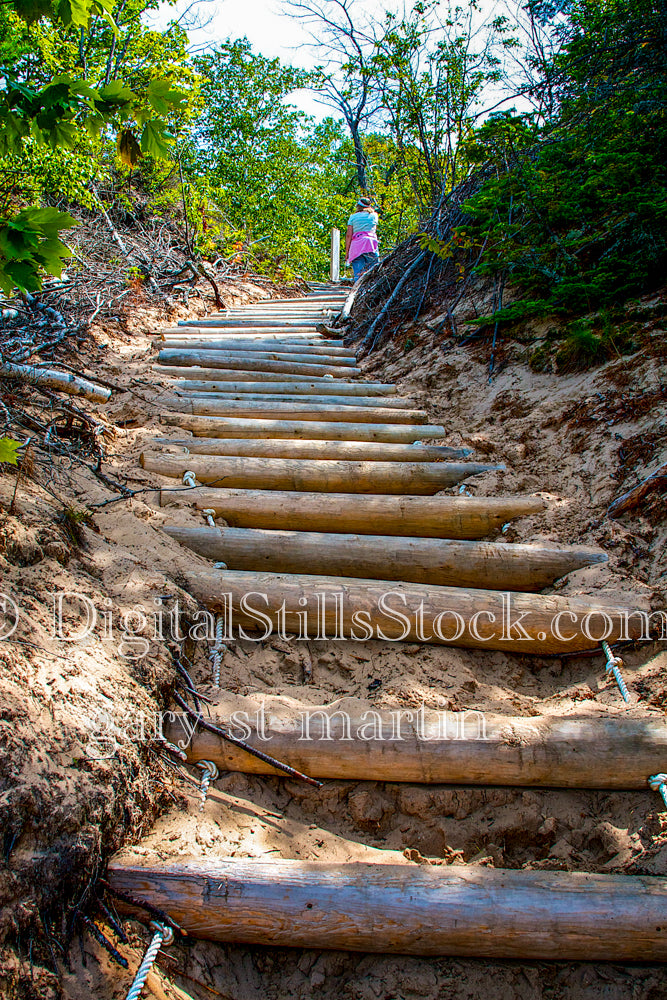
<box><xmin>159</xmin><ymin>414</ymin><xmax>447</xmax><ymax>442</ymax></box>
<box><xmin>162</xmin><ymin>488</ymin><xmax>545</xmax><ymax>538</ymax></box>
<box><xmin>0</xmin><ymin>361</ymin><xmax>111</xmax><ymax>402</ymax></box>
<box><xmin>159</xmin><ymin>348</ymin><xmax>355</xmax><ymax>368</ymax></box>
<box><xmin>163</xmin><ymin>331</ymin><xmax>329</xmax><ymax>340</ymax></box>
<box><xmin>163</xmin><ymin>525</ymin><xmax>604</xmax><ymax>591</ymax></box>
<box><xmin>165</xmin><ymin>694</ymin><xmax>667</xmax><ymax>787</ymax></box>
<box><xmin>608</xmin><ymin>463</ymin><xmax>667</xmax><ymax>517</ymax></box>
<box><xmin>143</xmin><ymin>453</ymin><xmax>498</xmax><ymax>493</ymax></box>
<box><xmin>172</xmin><ymin>380</ymin><xmax>397</xmax><ymax>396</ymax></box>
<box><xmin>160</xmin><ymin>397</ymin><xmax>428</xmax><ymax>424</ymax></box>
<box><xmin>158</xmin><ymin>350</ymin><xmax>358</xmax><ymax>378</ymax></box>
<box><xmin>178</xmin><ymin>319</ymin><xmax>319</xmax><ymax>329</ymax></box>
<box><xmin>152</xmin><ymin>438</ymin><xmax>471</xmax><ymax>462</ymax></box>
<box><xmin>154</xmin><ymin>367</ymin><xmax>338</xmax><ymax>383</ymax></box>
<box><xmin>179</xmin><ymin>567</ymin><xmax>647</xmax><ymax>653</ymax></box>
<box><xmin>107</xmin><ymin>859</ymin><xmax>667</xmax><ymax>960</ymax></box>
<box><xmin>173</xmin><ymin>393</ymin><xmax>417</xmax><ymax>410</ymax></box>
<box><xmin>161</xmin><ymin>340</ymin><xmax>349</xmax><ymax>356</ymax></box>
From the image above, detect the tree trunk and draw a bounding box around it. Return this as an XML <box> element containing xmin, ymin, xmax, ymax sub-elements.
<box><xmin>158</xmin><ymin>414</ymin><xmax>447</xmax><ymax>441</ymax></box>
<box><xmin>153</xmin><ymin>438</ymin><xmax>469</xmax><ymax>462</ymax></box>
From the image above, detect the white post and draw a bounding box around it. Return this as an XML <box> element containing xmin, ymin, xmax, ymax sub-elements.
<box><xmin>329</xmin><ymin>228</ymin><xmax>340</xmax><ymax>283</ymax></box>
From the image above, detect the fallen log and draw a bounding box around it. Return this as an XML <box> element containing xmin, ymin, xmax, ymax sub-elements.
<box><xmin>142</xmin><ymin>453</ymin><xmax>499</xmax><ymax>493</ymax></box>
<box><xmin>159</xmin><ymin>414</ymin><xmax>447</xmax><ymax>442</ymax></box>
<box><xmin>154</xmin><ymin>367</ymin><xmax>338</xmax><ymax>383</ymax></box>
<box><xmin>171</xmin><ymin>380</ymin><xmax>397</xmax><ymax>396</ymax></box>
<box><xmin>178</xmin><ymin>567</ymin><xmax>648</xmax><ymax>653</ymax></box>
<box><xmin>152</xmin><ymin>438</ymin><xmax>471</xmax><ymax>461</ymax></box>
<box><xmin>160</xmin><ymin>397</ymin><xmax>428</xmax><ymax>424</ymax></box>
<box><xmin>172</xmin><ymin>393</ymin><xmax>417</xmax><ymax>410</ymax></box>
<box><xmin>162</xmin><ymin>488</ymin><xmax>545</xmax><ymax>537</ymax></box>
<box><xmin>107</xmin><ymin>859</ymin><xmax>667</xmax><ymax>960</ymax></box>
<box><xmin>608</xmin><ymin>463</ymin><xmax>667</xmax><ymax>517</ymax></box>
<box><xmin>0</xmin><ymin>361</ymin><xmax>111</xmax><ymax>402</ymax></box>
<box><xmin>165</xmin><ymin>694</ymin><xmax>667</xmax><ymax>787</ymax></box>
<box><xmin>158</xmin><ymin>350</ymin><xmax>358</xmax><ymax>378</ymax></box>
<box><xmin>163</xmin><ymin>525</ymin><xmax>604</xmax><ymax>591</ymax></box>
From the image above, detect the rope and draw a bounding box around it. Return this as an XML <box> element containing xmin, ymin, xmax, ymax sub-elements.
<box><xmin>202</xmin><ymin>507</ymin><xmax>216</xmax><ymax>528</ymax></box>
<box><xmin>124</xmin><ymin>921</ymin><xmax>173</xmax><ymax>1000</ymax></box>
<box><xmin>601</xmin><ymin>640</ymin><xmax>630</xmax><ymax>702</ymax></box>
<box><xmin>182</xmin><ymin>470</ymin><xmax>196</xmax><ymax>487</ymax></box>
<box><xmin>648</xmin><ymin>774</ymin><xmax>667</xmax><ymax>810</ymax></box>
<box><xmin>197</xmin><ymin>759</ymin><xmax>219</xmax><ymax>810</ymax></box>
<box><xmin>209</xmin><ymin>614</ymin><xmax>226</xmax><ymax>688</ymax></box>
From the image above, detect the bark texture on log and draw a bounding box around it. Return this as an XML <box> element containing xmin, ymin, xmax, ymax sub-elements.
<box><xmin>165</xmin><ymin>695</ymin><xmax>667</xmax><ymax>787</ymax></box>
<box><xmin>152</xmin><ymin>438</ymin><xmax>471</xmax><ymax>462</ymax></box>
<box><xmin>163</xmin><ymin>524</ymin><xmax>605</xmax><ymax>591</ymax></box>
<box><xmin>608</xmin><ymin>463</ymin><xmax>667</xmax><ymax>517</ymax></box>
<box><xmin>141</xmin><ymin>453</ymin><xmax>500</xmax><ymax>493</ymax></box>
<box><xmin>161</xmin><ymin>488</ymin><xmax>546</xmax><ymax>538</ymax></box>
<box><xmin>180</xmin><ymin>568</ymin><xmax>646</xmax><ymax>653</ymax></box>
<box><xmin>159</xmin><ymin>415</ymin><xmax>446</xmax><ymax>442</ymax></box>
<box><xmin>107</xmin><ymin>859</ymin><xmax>667</xmax><ymax>960</ymax></box>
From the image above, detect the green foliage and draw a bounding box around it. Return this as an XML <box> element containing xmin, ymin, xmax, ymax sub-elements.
<box><xmin>0</xmin><ymin>437</ymin><xmax>23</xmax><ymax>465</ymax></box>
<box><xmin>458</xmin><ymin>0</ymin><xmax>667</xmax><ymax>313</ymax></box>
<box><xmin>0</xmin><ymin>206</ymin><xmax>75</xmax><ymax>293</ymax></box>
<box><xmin>0</xmin><ymin>0</ymin><xmax>193</xmax><ymax>293</ymax></box>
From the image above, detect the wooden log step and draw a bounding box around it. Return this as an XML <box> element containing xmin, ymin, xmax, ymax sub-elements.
<box><xmin>162</xmin><ymin>488</ymin><xmax>545</xmax><ymax>538</ymax></box>
<box><xmin>160</xmin><ymin>333</ymin><xmax>337</xmax><ymax>346</ymax></box>
<box><xmin>107</xmin><ymin>859</ymin><xmax>667</xmax><ymax>960</ymax></box>
<box><xmin>142</xmin><ymin>453</ymin><xmax>499</xmax><ymax>493</ymax></box>
<box><xmin>178</xmin><ymin>319</ymin><xmax>320</xmax><ymax>328</ymax></box>
<box><xmin>163</xmin><ymin>525</ymin><xmax>605</xmax><ymax>591</ymax></box>
<box><xmin>171</xmin><ymin>380</ymin><xmax>397</xmax><ymax>396</ymax></box>
<box><xmin>179</xmin><ymin>567</ymin><xmax>646</xmax><ymax>653</ymax></box>
<box><xmin>158</xmin><ymin>351</ymin><xmax>358</xmax><ymax>379</ymax></box>
<box><xmin>172</xmin><ymin>393</ymin><xmax>418</xmax><ymax>410</ymax></box>
<box><xmin>163</xmin><ymin>331</ymin><xmax>329</xmax><ymax>340</ymax></box>
<box><xmin>160</xmin><ymin>398</ymin><xmax>428</xmax><ymax>423</ymax></box>
<box><xmin>166</xmin><ymin>695</ymin><xmax>667</xmax><ymax>787</ymax></box>
<box><xmin>159</xmin><ymin>414</ymin><xmax>447</xmax><ymax>442</ymax></box>
<box><xmin>160</xmin><ymin>340</ymin><xmax>356</xmax><ymax>357</ymax></box>
<box><xmin>159</xmin><ymin>349</ymin><xmax>355</xmax><ymax>368</ymax></box>
<box><xmin>152</xmin><ymin>438</ymin><xmax>471</xmax><ymax>462</ymax></box>
<box><xmin>154</xmin><ymin>367</ymin><xmax>342</xmax><ymax>383</ymax></box>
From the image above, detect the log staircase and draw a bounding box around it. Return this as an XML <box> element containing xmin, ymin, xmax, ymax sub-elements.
<box><xmin>112</xmin><ymin>283</ymin><xmax>667</xmax><ymax>964</ymax></box>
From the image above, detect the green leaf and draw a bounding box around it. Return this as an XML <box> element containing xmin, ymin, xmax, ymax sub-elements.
<box><xmin>140</xmin><ymin>119</ymin><xmax>173</xmax><ymax>159</ymax></box>
<box><xmin>4</xmin><ymin>259</ymin><xmax>43</xmax><ymax>292</ymax></box>
<box><xmin>0</xmin><ymin>224</ymin><xmax>40</xmax><ymax>261</ymax></box>
<box><xmin>16</xmin><ymin>207</ymin><xmax>78</xmax><ymax>233</ymax></box>
<box><xmin>57</xmin><ymin>0</ymin><xmax>94</xmax><ymax>28</ymax></box>
<box><xmin>0</xmin><ymin>438</ymin><xmax>23</xmax><ymax>466</ymax></box>
<box><xmin>117</xmin><ymin>129</ymin><xmax>141</xmax><ymax>166</ymax></box>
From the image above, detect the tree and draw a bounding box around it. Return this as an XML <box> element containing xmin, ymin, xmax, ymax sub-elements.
<box><xmin>0</xmin><ymin>0</ymin><xmax>189</xmax><ymax>293</ymax></box>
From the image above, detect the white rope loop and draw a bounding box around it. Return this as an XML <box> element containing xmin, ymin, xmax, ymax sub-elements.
<box><xmin>197</xmin><ymin>759</ymin><xmax>219</xmax><ymax>810</ymax></box>
<box><xmin>182</xmin><ymin>470</ymin><xmax>196</xmax><ymax>488</ymax></box>
<box><xmin>124</xmin><ymin>921</ymin><xmax>173</xmax><ymax>1000</ymax></box>
<box><xmin>208</xmin><ymin>614</ymin><xmax>227</xmax><ymax>688</ymax></box>
<box><xmin>601</xmin><ymin>640</ymin><xmax>630</xmax><ymax>703</ymax></box>
<box><xmin>648</xmin><ymin>773</ymin><xmax>667</xmax><ymax>809</ymax></box>
<box><xmin>202</xmin><ymin>507</ymin><xmax>216</xmax><ymax>528</ymax></box>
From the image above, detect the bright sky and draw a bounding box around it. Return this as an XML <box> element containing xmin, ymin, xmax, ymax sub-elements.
<box><xmin>148</xmin><ymin>0</ymin><xmax>406</xmax><ymax>118</ymax></box>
